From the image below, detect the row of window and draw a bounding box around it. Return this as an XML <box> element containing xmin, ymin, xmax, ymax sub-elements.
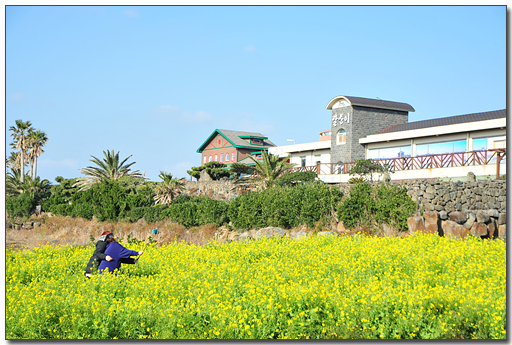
<box><xmin>204</xmin><ymin>152</ymin><xmax>236</xmax><ymax>164</ymax></box>
<box><xmin>300</xmin><ymin>155</ymin><xmax>322</xmax><ymax>167</ymax></box>
<box><xmin>368</xmin><ymin>138</ymin><xmax>494</xmax><ymax>160</ymax></box>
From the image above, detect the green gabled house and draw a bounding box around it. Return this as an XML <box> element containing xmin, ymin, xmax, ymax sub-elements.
<box><xmin>196</xmin><ymin>129</ymin><xmax>276</xmax><ymax>165</ymax></box>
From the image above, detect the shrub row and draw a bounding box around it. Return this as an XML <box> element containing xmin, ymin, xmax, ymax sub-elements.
<box><xmin>21</xmin><ymin>176</ymin><xmax>417</xmax><ymax>232</ymax></box>
<box><xmin>227</xmin><ymin>181</ymin><xmax>343</xmax><ymax>229</ymax></box>
<box><xmin>337</xmin><ymin>182</ymin><xmax>416</xmax><ymax>231</ymax></box>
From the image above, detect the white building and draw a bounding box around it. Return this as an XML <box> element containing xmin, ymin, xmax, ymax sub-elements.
<box><xmin>269</xmin><ymin>130</ymin><xmax>331</xmax><ymax>168</ymax></box>
<box><xmin>270</xmin><ymin>96</ymin><xmax>506</xmax><ymax>183</ymax></box>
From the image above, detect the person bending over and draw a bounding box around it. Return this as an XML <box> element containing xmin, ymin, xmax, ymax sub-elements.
<box><xmin>98</xmin><ymin>233</ymin><xmax>143</xmax><ymax>275</ymax></box>
<box><xmin>84</xmin><ymin>231</ymin><xmax>115</xmax><ymax>278</ymax></box>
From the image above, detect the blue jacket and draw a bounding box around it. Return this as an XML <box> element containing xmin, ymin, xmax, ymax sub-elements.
<box><xmin>98</xmin><ymin>242</ymin><xmax>139</xmax><ymax>274</ymax></box>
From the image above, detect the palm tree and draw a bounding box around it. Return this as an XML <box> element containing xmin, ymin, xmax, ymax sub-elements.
<box><xmin>6</xmin><ymin>152</ymin><xmax>20</xmax><ymax>172</ymax></box>
<box><xmin>21</xmin><ymin>175</ymin><xmax>52</xmax><ymax>204</ymax></box>
<box><xmin>9</xmin><ymin>119</ymin><xmax>33</xmax><ymax>183</ymax></box>
<box><xmin>74</xmin><ymin>149</ymin><xmax>145</xmax><ymax>191</ymax></box>
<box><xmin>6</xmin><ymin>168</ymin><xmax>26</xmax><ymax>197</ymax></box>
<box><xmin>27</xmin><ymin>130</ymin><xmax>48</xmax><ymax>179</ymax></box>
<box><xmin>238</xmin><ymin>151</ymin><xmax>296</xmax><ymax>189</ymax></box>
<box><xmin>154</xmin><ymin>171</ymin><xmax>186</xmax><ymax>205</ymax></box>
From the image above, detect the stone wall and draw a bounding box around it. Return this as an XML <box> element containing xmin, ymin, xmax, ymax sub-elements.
<box><xmin>183</xmin><ymin>178</ymin><xmax>258</xmax><ymax>201</ymax></box>
<box><xmin>335</xmin><ymin>178</ymin><xmax>506</xmax><ymax>214</ymax></box>
<box><xmin>407</xmin><ymin>209</ymin><xmax>506</xmax><ymax>240</ymax></box>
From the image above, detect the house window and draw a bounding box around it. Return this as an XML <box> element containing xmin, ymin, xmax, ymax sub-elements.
<box><xmin>225</xmin><ymin>153</ymin><xmax>230</xmax><ymax>162</ymax></box>
<box><xmin>214</xmin><ymin>154</ymin><xmax>218</xmax><ymax>161</ymax></box>
<box><xmin>232</xmin><ymin>152</ymin><xmax>235</xmax><ymax>161</ymax></box>
<box><xmin>220</xmin><ymin>154</ymin><xmax>224</xmax><ymax>162</ymax></box>
<box><xmin>252</xmin><ymin>139</ymin><xmax>262</xmax><ymax>144</ymax></box>
<box><xmin>416</xmin><ymin>141</ymin><xmax>467</xmax><ymax>156</ymax></box>
<box><xmin>301</xmin><ymin>156</ymin><xmax>306</xmax><ymax>167</ymax></box>
<box><xmin>473</xmin><ymin>138</ymin><xmax>487</xmax><ymax>151</ymax></box>
<box><xmin>203</xmin><ymin>156</ymin><xmax>207</xmax><ymax>164</ymax></box>
<box><xmin>209</xmin><ymin>156</ymin><xmax>212</xmax><ymax>162</ymax></box>
<box><xmin>369</xmin><ymin>146</ymin><xmax>412</xmax><ymax>159</ymax></box>
<box><xmin>337</xmin><ymin>129</ymin><xmax>346</xmax><ymax>145</ymax></box>
<box><xmin>315</xmin><ymin>154</ymin><xmax>321</xmax><ymax>165</ymax></box>
<box><xmin>218</xmin><ymin>139</ymin><xmax>221</xmax><ymax>145</ymax></box>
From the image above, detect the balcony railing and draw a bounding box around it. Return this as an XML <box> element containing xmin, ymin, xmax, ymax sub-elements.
<box><xmin>288</xmin><ymin>149</ymin><xmax>506</xmax><ymax>175</ymax></box>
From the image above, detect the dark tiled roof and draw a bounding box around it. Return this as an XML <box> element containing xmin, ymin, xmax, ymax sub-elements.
<box><xmin>344</xmin><ymin>96</ymin><xmax>415</xmax><ymax>112</ymax></box>
<box><xmin>380</xmin><ymin>109</ymin><xmax>506</xmax><ymax>134</ymax></box>
<box><xmin>218</xmin><ymin>129</ymin><xmax>276</xmax><ymax>148</ymax></box>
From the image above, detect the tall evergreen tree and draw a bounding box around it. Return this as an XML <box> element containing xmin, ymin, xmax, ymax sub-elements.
<box><xmin>9</xmin><ymin>119</ymin><xmax>33</xmax><ymax>183</ymax></box>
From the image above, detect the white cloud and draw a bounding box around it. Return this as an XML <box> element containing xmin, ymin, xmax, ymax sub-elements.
<box><xmin>244</xmin><ymin>45</ymin><xmax>257</xmax><ymax>53</ymax></box>
<box><xmin>11</xmin><ymin>93</ymin><xmax>25</xmax><ymax>101</ymax></box>
<box><xmin>122</xmin><ymin>9</ymin><xmax>139</xmax><ymax>18</ymax></box>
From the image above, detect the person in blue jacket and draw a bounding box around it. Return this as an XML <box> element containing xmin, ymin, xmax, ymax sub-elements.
<box><xmin>98</xmin><ymin>233</ymin><xmax>143</xmax><ymax>275</ymax></box>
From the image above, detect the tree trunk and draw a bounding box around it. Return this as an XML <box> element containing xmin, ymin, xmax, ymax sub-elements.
<box><xmin>33</xmin><ymin>157</ymin><xmax>38</xmax><ymax>179</ymax></box>
<box><xmin>20</xmin><ymin>150</ymin><xmax>25</xmax><ymax>184</ymax></box>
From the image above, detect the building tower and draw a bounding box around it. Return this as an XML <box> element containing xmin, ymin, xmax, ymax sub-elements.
<box><xmin>326</xmin><ymin>95</ymin><xmax>415</xmax><ymax>164</ymax></box>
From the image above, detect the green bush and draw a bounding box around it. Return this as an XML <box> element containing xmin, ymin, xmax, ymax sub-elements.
<box><xmin>274</xmin><ymin>171</ymin><xmax>317</xmax><ymax>187</ymax></box>
<box><xmin>227</xmin><ymin>181</ymin><xmax>343</xmax><ymax>230</ymax></box>
<box><xmin>337</xmin><ymin>182</ymin><xmax>416</xmax><ymax>231</ymax></box>
<box><xmin>163</xmin><ymin>196</ymin><xmax>229</xmax><ymax>228</ymax></box>
<box><xmin>42</xmin><ymin>177</ymin><xmax>79</xmax><ymax>214</ymax></box>
<box><xmin>6</xmin><ymin>193</ymin><xmax>35</xmax><ymax>219</ymax></box>
<box><xmin>337</xmin><ymin>182</ymin><xmax>374</xmax><ymax>229</ymax></box>
<box><xmin>67</xmin><ymin>180</ymin><xmax>154</xmax><ymax>221</ymax></box>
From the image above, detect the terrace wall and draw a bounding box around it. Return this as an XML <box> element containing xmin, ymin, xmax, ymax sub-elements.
<box><xmin>336</xmin><ymin>178</ymin><xmax>506</xmax><ymax>213</ymax></box>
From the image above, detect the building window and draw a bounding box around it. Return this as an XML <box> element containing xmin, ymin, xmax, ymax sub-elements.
<box><xmin>473</xmin><ymin>138</ymin><xmax>487</xmax><ymax>151</ymax></box>
<box><xmin>209</xmin><ymin>156</ymin><xmax>212</xmax><ymax>162</ymax></box>
<box><xmin>301</xmin><ymin>156</ymin><xmax>306</xmax><ymax>167</ymax></box>
<box><xmin>218</xmin><ymin>139</ymin><xmax>221</xmax><ymax>145</ymax></box>
<box><xmin>220</xmin><ymin>153</ymin><xmax>224</xmax><ymax>162</ymax></box>
<box><xmin>315</xmin><ymin>154</ymin><xmax>321</xmax><ymax>165</ymax></box>
<box><xmin>252</xmin><ymin>139</ymin><xmax>262</xmax><ymax>144</ymax></box>
<box><xmin>337</xmin><ymin>129</ymin><xmax>346</xmax><ymax>145</ymax></box>
<box><xmin>416</xmin><ymin>140</ymin><xmax>467</xmax><ymax>156</ymax></box>
<box><xmin>225</xmin><ymin>153</ymin><xmax>229</xmax><ymax>162</ymax></box>
<box><xmin>214</xmin><ymin>154</ymin><xmax>218</xmax><ymax>161</ymax></box>
<box><xmin>232</xmin><ymin>152</ymin><xmax>235</xmax><ymax>161</ymax></box>
<box><xmin>369</xmin><ymin>146</ymin><xmax>412</xmax><ymax>159</ymax></box>
<box><xmin>203</xmin><ymin>156</ymin><xmax>207</xmax><ymax>164</ymax></box>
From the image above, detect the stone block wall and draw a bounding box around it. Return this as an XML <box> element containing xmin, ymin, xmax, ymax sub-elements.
<box><xmin>183</xmin><ymin>179</ymin><xmax>257</xmax><ymax>201</ymax></box>
<box><xmin>407</xmin><ymin>209</ymin><xmax>506</xmax><ymax>240</ymax></box>
<box><xmin>336</xmin><ymin>179</ymin><xmax>506</xmax><ymax>213</ymax></box>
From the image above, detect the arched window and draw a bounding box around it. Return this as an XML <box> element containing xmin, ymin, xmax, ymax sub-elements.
<box><xmin>232</xmin><ymin>152</ymin><xmax>235</xmax><ymax>161</ymax></box>
<box><xmin>337</xmin><ymin>129</ymin><xmax>347</xmax><ymax>145</ymax></box>
<box><xmin>225</xmin><ymin>153</ymin><xmax>230</xmax><ymax>162</ymax></box>
<box><xmin>203</xmin><ymin>156</ymin><xmax>207</xmax><ymax>164</ymax></box>
<box><xmin>214</xmin><ymin>154</ymin><xmax>218</xmax><ymax>161</ymax></box>
<box><xmin>220</xmin><ymin>153</ymin><xmax>224</xmax><ymax>162</ymax></box>
<box><xmin>209</xmin><ymin>156</ymin><xmax>212</xmax><ymax>162</ymax></box>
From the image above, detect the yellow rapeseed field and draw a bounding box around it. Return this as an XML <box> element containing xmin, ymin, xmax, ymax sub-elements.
<box><xmin>6</xmin><ymin>233</ymin><xmax>506</xmax><ymax>339</ymax></box>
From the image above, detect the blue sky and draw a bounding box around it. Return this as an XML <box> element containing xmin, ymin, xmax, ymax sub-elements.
<box><xmin>6</xmin><ymin>5</ymin><xmax>506</xmax><ymax>182</ymax></box>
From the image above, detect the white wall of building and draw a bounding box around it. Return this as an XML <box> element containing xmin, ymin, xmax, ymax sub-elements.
<box><xmin>269</xmin><ymin>141</ymin><xmax>331</xmax><ymax>167</ymax></box>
